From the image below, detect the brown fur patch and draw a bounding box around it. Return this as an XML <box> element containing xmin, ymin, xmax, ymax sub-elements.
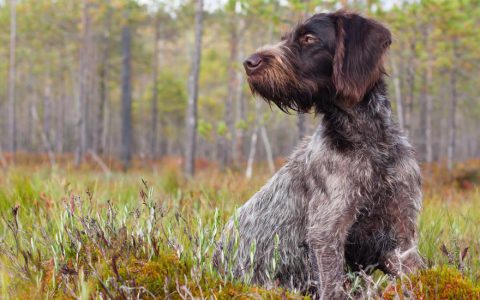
<box><xmin>331</xmin><ymin>11</ymin><xmax>392</xmax><ymax>106</ymax></box>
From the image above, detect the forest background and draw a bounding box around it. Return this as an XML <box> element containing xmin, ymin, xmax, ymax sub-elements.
<box><xmin>0</xmin><ymin>0</ymin><xmax>478</xmax><ymax>176</ymax></box>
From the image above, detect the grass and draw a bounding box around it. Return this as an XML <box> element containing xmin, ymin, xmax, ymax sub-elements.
<box><xmin>0</xmin><ymin>160</ymin><xmax>480</xmax><ymax>299</ymax></box>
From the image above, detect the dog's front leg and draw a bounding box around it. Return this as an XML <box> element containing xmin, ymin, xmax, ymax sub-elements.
<box><xmin>307</xmin><ymin>193</ymin><xmax>359</xmax><ymax>299</ymax></box>
<box><xmin>382</xmin><ymin>158</ymin><xmax>424</xmax><ymax>276</ymax></box>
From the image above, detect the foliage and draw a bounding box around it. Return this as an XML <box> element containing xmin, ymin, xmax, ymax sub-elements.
<box><xmin>0</xmin><ymin>0</ymin><xmax>478</xmax><ymax>164</ymax></box>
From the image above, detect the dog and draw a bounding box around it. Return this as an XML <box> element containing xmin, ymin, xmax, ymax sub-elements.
<box><xmin>215</xmin><ymin>10</ymin><xmax>423</xmax><ymax>299</ymax></box>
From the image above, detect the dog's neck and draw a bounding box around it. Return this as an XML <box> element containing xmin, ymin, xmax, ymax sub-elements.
<box><xmin>319</xmin><ymin>79</ymin><xmax>399</xmax><ymax>152</ymax></box>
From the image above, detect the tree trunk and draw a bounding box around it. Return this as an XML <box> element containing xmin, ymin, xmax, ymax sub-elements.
<box><xmin>419</xmin><ymin>68</ymin><xmax>428</xmax><ymax>162</ymax></box>
<box><xmin>7</xmin><ymin>0</ymin><xmax>17</xmax><ymax>153</ymax></box>
<box><xmin>404</xmin><ymin>72</ymin><xmax>414</xmax><ymax>139</ymax></box>
<box><xmin>390</xmin><ymin>55</ymin><xmax>404</xmax><ymax>132</ymax></box>
<box><xmin>103</xmin><ymin>86</ymin><xmax>112</xmax><ymax>157</ymax></box>
<box><xmin>425</xmin><ymin>33</ymin><xmax>434</xmax><ymax>163</ymax></box>
<box><xmin>447</xmin><ymin>40</ymin><xmax>459</xmax><ymax>171</ymax></box>
<box><xmin>260</xmin><ymin>126</ymin><xmax>275</xmax><ymax>174</ymax></box>
<box><xmin>150</xmin><ymin>15</ymin><xmax>160</xmax><ymax>159</ymax></box>
<box><xmin>403</xmin><ymin>41</ymin><xmax>416</xmax><ymax>139</ymax></box>
<box><xmin>43</xmin><ymin>77</ymin><xmax>52</xmax><ymax>151</ymax></box>
<box><xmin>419</xmin><ymin>33</ymin><xmax>427</xmax><ymax>162</ymax></box>
<box><xmin>55</xmin><ymin>90</ymin><xmax>65</xmax><ymax>154</ymax></box>
<box><xmin>234</xmin><ymin>83</ymin><xmax>246</xmax><ymax>165</ymax></box>
<box><xmin>75</xmin><ymin>0</ymin><xmax>90</xmax><ymax>166</ymax></box>
<box><xmin>220</xmin><ymin>19</ymin><xmax>239</xmax><ymax>170</ymax></box>
<box><xmin>97</xmin><ymin>60</ymin><xmax>108</xmax><ymax>155</ymax></box>
<box><xmin>419</xmin><ymin>27</ymin><xmax>434</xmax><ymax>163</ymax></box>
<box><xmin>96</xmin><ymin>2</ymin><xmax>112</xmax><ymax>155</ymax></box>
<box><xmin>245</xmin><ymin>126</ymin><xmax>258</xmax><ymax>179</ymax></box>
<box><xmin>184</xmin><ymin>0</ymin><xmax>204</xmax><ymax>178</ymax></box>
<box><xmin>420</xmin><ymin>27</ymin><xmax>433</xmax><ymax>163</ymax></box>
<box><xmin>121</xmin><ymin>19</ymin><xmax>133</xmax><ymax>171</ymax></box>
<box><xmin>233</xmin><ymin>19</ymin><xmax>246</xmax><ymax>167</ymax></box>
<box><xmin>246</xmin><ymin>99</ymin><xmax>275</xmax><ymax>179</ymax></box>
<box><xmin>26</xmin><ymin>68</ymin><xmax>36</xmax><ymax>152</ymax></box>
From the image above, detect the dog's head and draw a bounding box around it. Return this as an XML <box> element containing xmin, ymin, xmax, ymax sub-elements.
<box><xmin>244</xmin><ymin>11</ymin><xmax>392</xmax><ymax>113</ymax></box>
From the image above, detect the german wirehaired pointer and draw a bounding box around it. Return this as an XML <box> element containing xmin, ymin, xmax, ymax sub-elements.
<box><xmin>216</xmin><ymin>10</ymin><xmax>423</xmax><ymax>299</ymax></box>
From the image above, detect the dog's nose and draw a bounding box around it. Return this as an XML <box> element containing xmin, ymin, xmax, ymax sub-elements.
<box><xmin>243</xmin><ymin>54</ymin><xmax>263</xmax><ymax>75</ymax></box>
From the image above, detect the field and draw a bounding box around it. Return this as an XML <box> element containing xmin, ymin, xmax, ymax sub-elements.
<box><xmin>1</xmin><ymin>159</ymin><xmax>480</xmax><ymax>299</ymax></box>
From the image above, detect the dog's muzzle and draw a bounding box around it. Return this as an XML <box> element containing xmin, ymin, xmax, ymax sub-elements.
<box><xmin>243</xmin><ymin>53</ymin><xmax>263</xmax><ymax>76</ymax></box>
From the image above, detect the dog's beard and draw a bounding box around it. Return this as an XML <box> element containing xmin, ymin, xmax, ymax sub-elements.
<box><xmin>247</xmin><ymin>67</ymin><xmax>317</xmax><ymax>113</ymax></box>
<box><xmin>245</xmin><ymin>42</ymin><xmax>324</xmax><ymax>113</ymax></box>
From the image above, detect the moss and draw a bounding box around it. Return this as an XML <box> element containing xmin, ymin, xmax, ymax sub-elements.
<box><xmin>118</xmin><ymin>253</ymin><xmax>187</xmax><ymax>296</ymax></box>
<box><xmin>383</xmin><ymin>266</ymin><xmax>480</xmax><ymax>300</ymax></box>
<box><xmin>116</xmin><ymin>252</ymin><xmax>308</xmax><ymax>299</ymax></box>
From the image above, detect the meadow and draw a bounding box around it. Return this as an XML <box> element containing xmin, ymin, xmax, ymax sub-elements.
<box><xmin>1</xmin><ymin>159</ymin><xmax>480</xmax><ymax>299</ymax></box>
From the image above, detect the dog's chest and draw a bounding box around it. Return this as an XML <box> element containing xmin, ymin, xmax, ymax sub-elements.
<box><xmin>308</xmin><ymin>134</ymin><xmax>394</xmax><ymax>202</ymax></box>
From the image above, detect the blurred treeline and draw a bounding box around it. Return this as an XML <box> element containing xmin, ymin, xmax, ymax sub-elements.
<box><xmin>0</xmin><ymin>0</ymin><xmax>478</xmax><ymax>174</ymax></box>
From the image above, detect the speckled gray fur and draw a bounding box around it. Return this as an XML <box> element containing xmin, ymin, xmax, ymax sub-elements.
<box><xmin>215</xmin><ymin>87</ymin><xmax>423</xmax><ymax>299</ymax></box>
<box><xmin>215</xmin><ymin>11</ymin><xmax>424</xmax><ymax>299</ymax></box>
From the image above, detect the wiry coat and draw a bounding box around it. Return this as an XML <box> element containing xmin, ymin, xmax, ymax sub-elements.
<box><xmin>216</xmin><ymin>11</ymin><xmax>423</xmax><ymax>299</ymax></box>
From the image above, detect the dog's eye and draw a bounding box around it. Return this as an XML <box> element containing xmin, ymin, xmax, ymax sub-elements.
<box><xmin>302</xmin><ymin>34</ymin><xmax>317</xmax><ymax>45</ymax></box>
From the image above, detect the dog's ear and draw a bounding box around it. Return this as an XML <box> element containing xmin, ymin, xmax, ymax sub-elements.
<box><xmin>330</xmin><ymin>11</ymin><xmax>392</xmax><ymax>106</ymax></box>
